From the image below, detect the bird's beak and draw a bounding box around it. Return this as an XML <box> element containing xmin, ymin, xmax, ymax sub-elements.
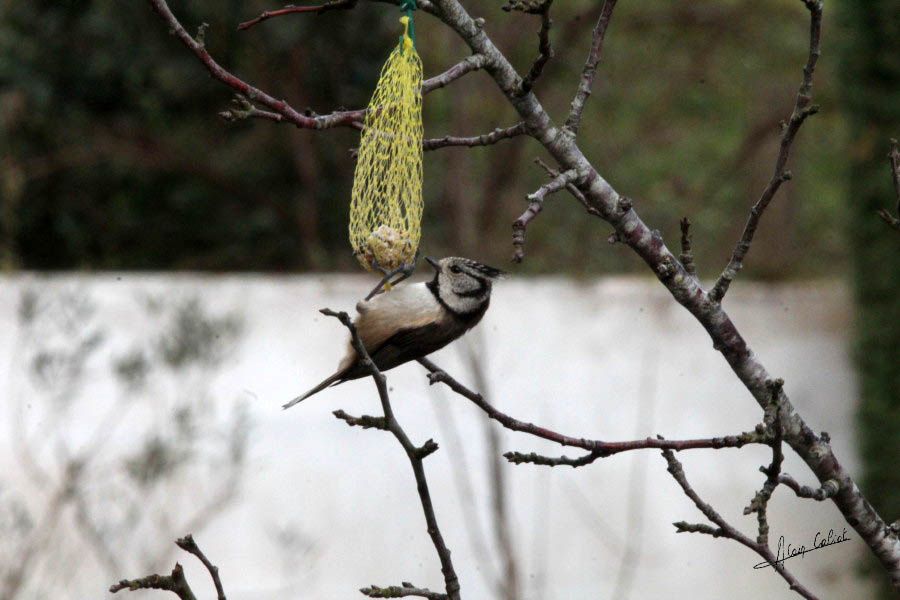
<box><xmin>425</xmin><ymin>256</ymin><xmax>441</xmax><ymax>271</ymax></box>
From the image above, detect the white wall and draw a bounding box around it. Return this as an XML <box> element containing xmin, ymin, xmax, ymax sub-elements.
<box><xmin>0</xmin><ymin>275</ymin><xmax>874</xmax><ymax>599</ymax></box>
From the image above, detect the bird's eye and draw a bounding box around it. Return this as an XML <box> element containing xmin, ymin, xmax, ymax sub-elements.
<box><xmin>450</xmin><ymin>265</ymin><xmax>461</xmax><ymax>274</ymax></box>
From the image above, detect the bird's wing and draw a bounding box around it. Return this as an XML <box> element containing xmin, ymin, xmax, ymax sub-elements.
<box><xmin>356</xmin><ymin>284</ymin><xmax>440</xmax><ymax>350</ymax></box>
<box><xmin>336</xmin><ymin>284</ymin><xmax>440</xmax><ymax>372</ymax></box>
<box><xmin>342</xmin><ymin>315</ymin><xmax>467</xmax><ymax>379</ymax></box>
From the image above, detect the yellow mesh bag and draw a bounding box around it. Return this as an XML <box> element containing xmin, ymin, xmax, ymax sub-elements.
<box><xmin>349</xmin><ymin>16</ymin><xmax>423</xmax><ymax>273</ymax></box>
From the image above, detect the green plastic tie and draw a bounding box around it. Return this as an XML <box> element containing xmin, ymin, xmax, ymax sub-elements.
<box><xmin>400</xmin><ymin>0</ymin><xmax>416</xmax><ymax>46</ymax></box>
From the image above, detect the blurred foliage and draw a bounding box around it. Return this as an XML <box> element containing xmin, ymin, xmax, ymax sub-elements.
<box><xmin>838</xmin><ymin>0</ymin><xmax>900</xmax><ymax>597</ymax></box>
<box><xmin>0</xmin><ymin>0</ymin><xmax>854</xmax><ymax>277</ymax></box>
<box><xmin>0</xmin><ymin>286</ymin><xmax>248</xmax><ymax>598</ymax></box>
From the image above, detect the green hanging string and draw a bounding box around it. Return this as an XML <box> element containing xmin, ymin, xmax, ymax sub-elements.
<box><xmin>399</xmin><ymin>0</ymin><xmax>416</xmax><ymax>46</ymax></box>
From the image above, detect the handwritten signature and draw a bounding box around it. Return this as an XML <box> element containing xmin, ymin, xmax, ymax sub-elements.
<box><xmin>753</xmin><ymin>528</ymin><xmax>850</xmax><ymax>570</ymax></box>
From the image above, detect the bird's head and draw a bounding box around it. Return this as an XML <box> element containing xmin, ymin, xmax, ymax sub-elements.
<box><xmin>426</xmin><ymin>256</ymin><xmax>505</xmax><ymax>315</ymax></box>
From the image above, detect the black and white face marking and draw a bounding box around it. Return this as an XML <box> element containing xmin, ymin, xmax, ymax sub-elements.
<box><xmin>426</xmin><ymin>256</ymin><xmax>504</xmax><ymax>316</ymax></box>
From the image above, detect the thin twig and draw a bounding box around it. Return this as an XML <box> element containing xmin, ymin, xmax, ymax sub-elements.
<box><xmin>743</xmin><ymin>380</ymin><xmax>785</xmax><ymax>546</ymax></box>
<box><xmin>237</xmin><ymin>0</ymin><xmax>357</xmax><ymax>31</ymax></box>
<box><xmin>418</xmin><ymin>358</ymin><xmax>770</xmax><ymax>457</ymax></box>
<box><xmin>110</xmin><ymin>536</ymin><xmax>227</xmax><ymax>599</ymax></box>
<box><xmin>460</xmin><ymin>340</ymin><xmax>520</xmax><ymax>600</ymax></box>
<box><xmin>333</xmin><ymin>409</ymin><xmax>388</xmax><ymax>430</ymax></box>
<box><xmin>504</xmin><ymin>451</ymin><xmax>601</xmax><ymax>468</ymax></box>
<box><xmin>710</xmin><ymin>0</ymin><xmax>823</xmax><ymax>302</ymax></box>
<box><xmin>323</xmin><ymin>309</ymin><xmax>461</xmax><ymax>600</ymax></box>
<box><xmin>360</xmin><ymin>583</ymin><xmax>448</xmax><ymax>599</ymax></box>
<box><xmin>519</xmin><ymin>1</ymin><xmax>554</xmax><ymax>94</ymax></box>
<box><xmin>512</xmin><ymin>168</ymin><xmax>577</xmax><ymax>262</ymax></box>
<box><xmin>534</xmin><ymin>157</ymin><xmax>600</xmax><ymax>216</ymax></box>
<box><xmin>662</xmin><ymin>448</ymin><xmax>820</xmax><ymax>600</ymax></box>
<box><xmin>146</xmin><ymin>0</ymin><xmax>365</xmax><ymax>130</ymax></box>
<box><xmin>679</xmin><ymin>217</ymin><xmax>697</xmax><ymax>276</ymax></box>
<box><xmin>218</xmin><ymin>94</ymin><xmax>285</xmax><ymax>124</ymax></box>
<box><xmin>564</xmin><ymin>0</ymin><xmax>619</xmax><ymax>135</ymax></box>
<box><xmin>175</xmin><ymin>535</ymin><xmax>227</xmax><ymax>600</ymax></box>
<box><xmin>423</xmin><ymin>123</ymin><xmax>527</xmax><ymax>151</ymax></box>
<box><xmin>777</xmin><ymin>474</ymin><xmax>839</xmax><ymax>501</ymax></box>
<box><xmin>423</xmin><ymin>55</ymin><xmax>487</xmax><ymax>94</ymax></box>
<box><xmin>110</xmin><ymin>564</ymin><xmax>197</xmax><ymax>600</ymax></box>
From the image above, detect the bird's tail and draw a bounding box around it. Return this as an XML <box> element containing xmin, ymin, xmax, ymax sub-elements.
<box><xmin>283</xmin><ymin>371</ymin><xmax>345</xmax><ymax>410</ymax></box>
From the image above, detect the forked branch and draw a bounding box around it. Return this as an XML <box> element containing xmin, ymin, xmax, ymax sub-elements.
<box><xmin>662</xmin><ymin>449</ymin><xmax>820</xmax><ymax>600</ymax></box>
<box><xmin>322</xmin><ymin>309</ymin><xmax>461</xmax><ymax>600</ymax></box>
<box><xmin>710</xmin><ymin>0</ymin><xmax>823</xmax><ymax>302</ymax></box>
<box><xmin>512</xmin><ymin>168</ymin><xmax>578</xmax><ymax>262</ymax></box>
<box><xmin>418</xmin><ymin>358</ymin><xmax>771</xmax><ymax>459</ymax></box>
<box><xmin>109</xmin><ymin>535</ymin><xmax>223</xmax><ymax>600</ymax></box>
<box><xmin>146</xmin><ymin>0</ymin><xmax>365</xmax><ymax>130</ymax></box>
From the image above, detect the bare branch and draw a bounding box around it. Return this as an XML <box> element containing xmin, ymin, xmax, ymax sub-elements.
<box><xmin>333</xmin><ymin>409</ymin><xmax>389</xmax><ymax>430</ymax></box>
<box><xmin>237</xmin><ymin>0</ymin><xmax>357</xmax><ymax>31</ymax></box>
<box><xmin>423</xmin><ymin>122</ymin><xmax>527</xmax><ymax>151</ymax></box>
<box><xmin>321</xmin><ymin>309</ymin><xmax>461</xmax><ymax>600</ymax></box>
<box><xmin>504</xmin><ymin>451</ymin><xmax>600</xmax><ymax>468</ymax></box>
<box><xmin>110</xmin><ymin>564</ymin><xmax>197</xmax><ymax>600</ymax></box>
<box><xmin>422</xmin><ymin>0</ymin><xmax>900</xmax><ymax>584</ymax></box>
<box><xmin>515</xmin><ymin>1</ymin><xmax>554</xmax><ymax>94</ymax></box>
<box><xmin>709</xmin><ymin>0</ymin><xmax>823</xmax><ymax>302</ymax></box>
<box><xmin>877</xmin><ymin>138</ymin><xmax>900</xmax><ymax>230</ymax></box>
<box><xmin>743</xmin><ymin>380</ymin><xmax>786</xmax><ymax>546</ymax></box>
<box><xmin>419</xmin><ymin>358</ymin><xmax>770</xmax><ymax>456</ymax></box>
<box><xmin>534</xmin><ymin>157</ymin><xmax>602</xmax><ymax>221</ymax></box>
<box><xmin>360</xmin><ymin>582</ymin><xmax>448</xmax><ymax>599</ymax></box>
<box><xmin>662</xmin><ymin>448</ymin><xmax>820</xmax><ymax>600</ymax></box>
<box><xmin>174</xmin><ymin>535</ymin><xmax>226</xmax><ymax>600</ymax></box>
<box><xmin>679</xmin><ymin>217</ymin><xmax>697</xmax><ymax>276</ymax></box>
<box><xmin>218</xmin><ymin>94</ymin><xmax>286</xmax><ymax>124</ymax></box>
<box><xmin>423</xmin><ymin>54</ymin><xmax>486</xmax><ymax>94</ymax></box>
<box><xmin>777</xmin><ymin>474</ymin><xmax>839</xmax><ymax>501</ymax></box>
<box><xmin>147</xmin><ymin>0</ymin><xmax>900</xmax><ymax>585</ymax></box>
<box><xmin>564</xmin><ymin>0</ymin><xmax>619</xmax><ymax>135</ymax></box>
<box><xmin>146</xmin><ymin>0</ymin><xmax>365</xmax><ymax>131</ymax></box>
<box><xmin>512</xmin><ymin>168</ymin><xmax>577</xmax><ymax>262</ymax></box>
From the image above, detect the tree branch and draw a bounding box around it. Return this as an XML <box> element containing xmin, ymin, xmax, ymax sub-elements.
<box><xmin>422</xmin><ymin>0</ymin><xmax>900</xmax><ymax>583</ymax></box>
<box><xmin>109</xmin><ymin>536</ymin><xmax>224</xmax><ymax>600</ymax></box>
<box><xmin>512</xmin><ymin>168</ymin><xmax>577</xmax><ymax>262</ymax></box>
<box><xmin>743</xmin><ymin>381</ymin><xmax>785</xmax><ymax>546</ymax></box>
<box><xmin>110</xmin><ymin>564</ymin><xmax>197</xmax><ymax>600</ymax></box>
<box><xmin>237</xmin><ymin>0</ymin><xmax>358</xmax><ymax>31</ymax></box>
<box><xmin>174</xmin><ymin>534</ymin><xmax>226</xmax><ymax>600</ymax></box>
<box><xmin>146</xmin><ymin>0</ymin><xmax>365</xmax><ymax>130</ymax></box>
<box><xmin>149</xmin><ymin>0</ymin><xmax>900</xmax><ymax>586</ymax></box>
<box><xmin>423</xmin><ymin>55</ymin><xmax>486</xmax><ymax>94</ymax></box>
<box><xmin>679</xmin><ymin>217</ymin><xmax>697</xmax><ymax>276</ymax></box>
<box><xmin>662</xmin><ymin>448</ymin><xmax>820</xmax><ymax>600</ymax></box>
<box><xmin>564</xmin><ymin>0</ymin><xmax>618</xmax><ymax>135</ymax></box>
<box><xmin>322</xmin><ymin>309</ymin><xmax>461</xmax><ymax>600</ymax></box>
<box><xmin>418</xmin><ymin>358</ymin><xmax>770</xmax><ymax>457</ymax></box>
<box><xmin>360</xmin><ymin>582</ymin><xmax>448</xmax><ymax>599</ymax></box>
<box><xmin>507</xmin><ymin>0</ymin><xmax>554</xmax><ymax>94</ymax></box>
<box><xmin>423</xmin><ymin>122</ymin><xmax>527</xmax><ymax>151</ymax></box>
<box><xmin>777</xmin><ymin>473</ymin><xmax>839</xmax><ymax>501</ymax></box>
<box><xmin>534</xmin><ymin>157</ymin><xmax>602</xmax><ymax>219</ymax></box>
<box><xmin>709</xmin><ymin>0</ymin><xmax>823</xmax><ymax>302</ymax></box>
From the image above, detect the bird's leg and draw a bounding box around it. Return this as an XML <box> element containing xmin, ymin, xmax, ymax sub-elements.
<box><xmin>363</xmin><ymin>253</ymin><xmax>419</xmax><ymax>301</ymax></box>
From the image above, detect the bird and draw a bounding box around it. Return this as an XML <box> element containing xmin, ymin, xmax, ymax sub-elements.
<box><xmin>283</xmin><ymin>256</ymin><xmax>503</xmax><ymax>409</ymax></box>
